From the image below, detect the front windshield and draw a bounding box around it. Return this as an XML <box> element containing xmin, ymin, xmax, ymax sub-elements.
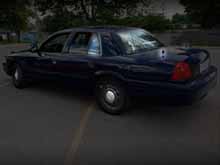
<box><xmin>117</xmin><ymin>29</ymin><xmax>164</xmax><ymax>55</ymax></box>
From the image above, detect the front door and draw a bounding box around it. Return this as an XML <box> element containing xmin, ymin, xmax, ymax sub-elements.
<box><xmin>31</xmin><ymin>32</ymin><xmax>71</xmax><ymax>79</ymax></box>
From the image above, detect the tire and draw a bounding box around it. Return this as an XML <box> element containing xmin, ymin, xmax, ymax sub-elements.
<box><xmin>95</xmin><ymin>79</ymin><xmax>129</xmax><ymax>115</ymax></box>
<box><xmin>12</xmin><ymin>65</ymin><xmax>26</xmax><ymax>89</ymax></box>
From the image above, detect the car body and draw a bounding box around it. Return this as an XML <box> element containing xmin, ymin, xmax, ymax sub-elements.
<box><xmin>2</xmin><ymin>26</ymin><xmax>218</xmax><ymax>114</ymax></box>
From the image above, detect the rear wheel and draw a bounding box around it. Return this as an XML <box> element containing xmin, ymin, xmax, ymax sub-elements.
<box><xmin>96</xmin><ymin>79</ymin><xmax>129</xmax><ymax>115</ymax></box>
<box><xmin>12</xmin><ymin>65</ymin><xmax>26</xmax><ymax>89</ymax></box>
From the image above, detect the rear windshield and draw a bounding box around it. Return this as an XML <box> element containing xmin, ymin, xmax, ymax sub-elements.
<box><xmin>117</xmin><ymin>29</ymin><xmax>164</xmax><ymax>55</ymax></box>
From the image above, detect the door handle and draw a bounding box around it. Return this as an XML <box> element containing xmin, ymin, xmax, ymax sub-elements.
<box><xmin>52</xmin><ymin>60</ymin><xmax>57</xmax><ymax>64</ymax></box>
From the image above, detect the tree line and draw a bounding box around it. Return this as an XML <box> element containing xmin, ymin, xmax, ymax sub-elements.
<box><xmin>0</xmin><ymin>0</ymin><xmax>220</xmax><ymax>41</ymax></box>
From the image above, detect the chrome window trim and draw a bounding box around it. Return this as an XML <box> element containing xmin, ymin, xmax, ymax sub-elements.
<box><xmin>98</xmin><ymin>33</ymin><xmax>103</xmax><ymax>57</ymax></box>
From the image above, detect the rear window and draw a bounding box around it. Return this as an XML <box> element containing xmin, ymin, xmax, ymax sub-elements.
<box><xmin>117</xmin><ymin>29</ymin><xmax>164</xmax><ymax>55</ymax></box>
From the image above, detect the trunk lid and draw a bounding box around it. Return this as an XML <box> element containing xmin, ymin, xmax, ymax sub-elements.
<box><xmin>124</xmin><ymin>47</ymin><xmax>210</xmax><ymax>82</ymax></box>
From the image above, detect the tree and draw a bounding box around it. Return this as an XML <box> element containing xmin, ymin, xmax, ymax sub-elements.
<box><xmin>41</xmin><ymin>12</ymin><xmax>82</xmax><ymax>33</ymax></box>
<box><xmin>0</xmin><ymin>0</ymin><xmax>32</xmax><ymax>41</ymax></box>
<box><xmin>172</xmin><ymin>13</ymin><xmax>191</xmax><ymax>25</ymax></box>
<box><xmin>180</xmin><ymin>0</ymin><xmax>220</xmax><ymax>28</ymax></box>
<box><xmin>34</xmin><ymin>0</ymin><xmax>153</xmax><ymax>30</ymax></box>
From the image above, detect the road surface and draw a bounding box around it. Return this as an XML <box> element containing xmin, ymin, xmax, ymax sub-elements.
<box><xmin>0</xmin><ymin>44</ymin><xmax>219</xmax><ymax>165</ymax></box>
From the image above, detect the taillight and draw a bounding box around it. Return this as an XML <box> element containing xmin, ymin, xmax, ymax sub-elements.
<box><xmin>171</xmin><ymin>62</ymin><xmax>192</xmax><ymax>81</ymax></box>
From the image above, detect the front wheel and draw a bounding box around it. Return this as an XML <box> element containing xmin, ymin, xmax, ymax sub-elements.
<box><xmin>95</xmin><ymin>79</ymin><xmax>129</xmax><ymax>115</ymax></box>
<box><xmin>12</xmin><ymin>65</ymin><xmax>26</xmax><ymax>89</ymax></box>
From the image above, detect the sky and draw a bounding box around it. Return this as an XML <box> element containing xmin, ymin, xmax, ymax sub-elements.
<box><xmin>152</xmin><ymin>0</ymin><xmax>185</xmax><ymax>19</ymax></box>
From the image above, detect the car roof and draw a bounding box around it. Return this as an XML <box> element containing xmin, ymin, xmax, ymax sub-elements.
<box><xmin>54</xmin><ymin>26</ymin><xmax>142</xmax><ymax>34</ymax></box>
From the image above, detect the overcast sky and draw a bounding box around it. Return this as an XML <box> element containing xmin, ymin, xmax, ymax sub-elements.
<box><xmin>152</xmin><ymin>0</ymin><xmax>185</xmax><ymax>19</ymax></box>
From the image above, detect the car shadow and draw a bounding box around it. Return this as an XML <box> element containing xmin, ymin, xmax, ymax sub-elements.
<box><xmin>28</xmin><ymin>81</ymin><xmax>94</xmax><ymax>104</ymax></box>
<box><xmin>29</xmin><ymin>81</ymin><xmax>202</xmax><ymax>116</ymax></box>
<box><xmin>123</xmin><ymin>95</ymin><xmax>205</xmax><ymax>125</ymax></box>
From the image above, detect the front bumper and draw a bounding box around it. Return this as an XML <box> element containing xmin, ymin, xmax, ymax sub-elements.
<box><xmin>127</xmin><ymin>66</ymin><xmax>217</xmax><ymax>100</ymax></box>
<box><xmin>3</xmin><ymin>62</ymin><xmax>11</xmax><ymax>75</ymax></box>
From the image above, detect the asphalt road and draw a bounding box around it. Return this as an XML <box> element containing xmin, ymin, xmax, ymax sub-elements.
<box><xmin>0</xmin><ymin>44</ymin><xmax>219</xmax><ymax>165</ymax></box>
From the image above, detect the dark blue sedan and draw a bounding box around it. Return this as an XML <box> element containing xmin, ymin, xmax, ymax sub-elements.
<box><xmin>2</xmin><ymin>26</ymin><xmax>218</xmax><ymax>114</ymax></box>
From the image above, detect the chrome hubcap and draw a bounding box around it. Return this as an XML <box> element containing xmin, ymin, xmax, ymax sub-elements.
<box><xmin>105</xmin><ymin>90</ymin><xmax>116</xmax><ymax>104</ymax></box>
<box><xmin>14</xmin><ymin>69</ymin><xmax>19</xmax><ymax>80</ymax></box>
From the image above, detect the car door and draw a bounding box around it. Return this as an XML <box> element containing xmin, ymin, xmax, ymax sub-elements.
<box><xmin>30</xmin><ymin>32</ymin><xmax>71</xmax><ymax>79</ymax></box>
<box><xmin>52</xmin><ymin>32</ymin><xmax>102</xmax><ymax>81</ymax></box>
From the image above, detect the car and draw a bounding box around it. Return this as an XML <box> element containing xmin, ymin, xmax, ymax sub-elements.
<box><xmin>2</xmin><ymin>26</ymin><xmax>218</xmax><ymax>115</ymax></box>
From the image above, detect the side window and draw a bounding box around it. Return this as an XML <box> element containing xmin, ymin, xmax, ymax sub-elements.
<box><xmin>88</xmin><ymin>34</ymin><xmax>100</xmax><ymax>56</ymax></box>
<box><xmin>101</xmin><ymin>33</ymin><xmax>121</xmax><ymax>56</ymax></box>
<box><xmin>40</xmin><ymin>33</ymin><xmax>70</xmax><ymax>53</ymax></box>
<box><xmin>69</xmin><ymin>32</ymin><xmax>100</xmax><ymax>56</ymax></box>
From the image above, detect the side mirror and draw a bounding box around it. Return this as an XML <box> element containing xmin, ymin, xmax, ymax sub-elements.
<box><xmin>30</xmin><ymin>40</ymin><xmax>42</xmax><ymax>56</ymax></box>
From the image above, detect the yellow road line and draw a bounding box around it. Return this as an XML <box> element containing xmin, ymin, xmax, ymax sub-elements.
<box><xmin>65</xmin><ymin>102</ymin><xmax>94</xmax><ymax>165</ymax></box>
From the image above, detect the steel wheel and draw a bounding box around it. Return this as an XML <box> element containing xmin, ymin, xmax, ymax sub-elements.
<box><xmin>96</xmin><ymin>79</ymin><xmax>129</xmax><ymax>115</ymax></box>
<box><xmin>12</xmin><ymin>65</ymin><xmax>26</xmax><ymax>89</ymax></box>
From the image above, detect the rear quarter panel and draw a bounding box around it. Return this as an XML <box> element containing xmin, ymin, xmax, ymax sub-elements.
<box><xmin>93</xmin><ymin>55</ymin><xmax>174</xmax><ymax>84</ymax></box>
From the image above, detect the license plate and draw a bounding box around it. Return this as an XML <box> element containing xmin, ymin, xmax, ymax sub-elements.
<box><xmin>200</xmin><ymin>59</ymin><xmax>209</xmax><ymax>73</ymax></box>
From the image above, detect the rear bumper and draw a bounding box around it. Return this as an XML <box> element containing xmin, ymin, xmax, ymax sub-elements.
<box><xmin>127</xmin><ymin>66</ymin><xmax>217</xmax><ymax>100</ymax></box>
